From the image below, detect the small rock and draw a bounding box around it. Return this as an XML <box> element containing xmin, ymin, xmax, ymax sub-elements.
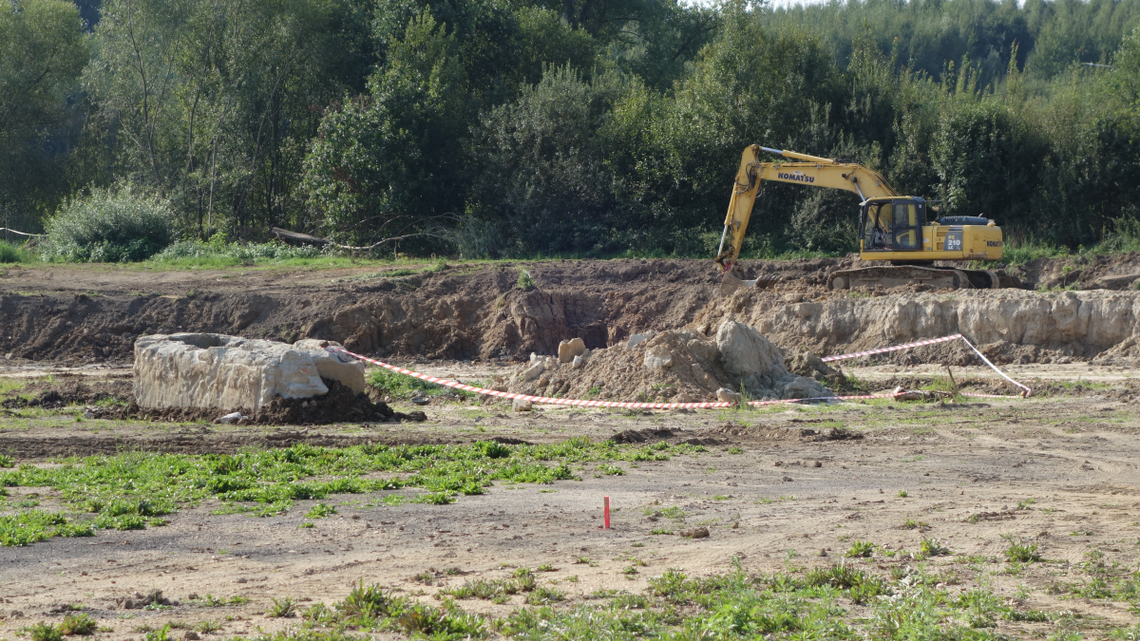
<box><xmin>83</xmin><ymin>410</ymin><xmax>95</xmax><ymax>419</ymax></box>
<box><xmin>184</xmin><ymin>632</ymin><xmax>201</xmax><ymax>641</ymax></box>
<box><xmin>644</xmin><ymin>346</ymin><xmax>674</xmax><ymax>368</ymax></box>
<box><xmin>783</xmin><ymin>293</ymin><xmax>804</xmax><ymax>303</ymax></box>
<box><xmin>626</xmin><ymin>332</ymin><xmax>654</xmax><ymax>349</ymax></box>
<box><xmin>513</xmin><ymin>398</ymin><xmax>533</xmax><ymax>412</ymax></box>
<box><xmin>523</xmin><ymin>362</ymin><xmax>545</xmax><ymax>382</ymax></box>
<box><xmin>716</xmin><ymin>388</ymin><xmax>742</xmax><ymax>403</ymax></box>
<box><xmin>216</xmin><ymin>412</ymin><xmax>247</xmax><ymax>424</ymax></box>
<box><xmin>558</xmin><ymin>338</ymin><xmax>587</xmax><ymax>363</ymax></box>
<box><xmin>680</xmin><ymin>527</ymin><xmax>710</xmax><ymax>539</ymax></box>
<box><xmin>571</xmin><ymin>354</ymin><xmax>585</xmax><ymax>369</ymax></box>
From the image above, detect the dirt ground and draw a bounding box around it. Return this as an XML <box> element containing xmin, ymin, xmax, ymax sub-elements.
<box><xmin>2</xmin><ymin>258</ymin><xmax>1140</xmax><ymax>639</ymax></box>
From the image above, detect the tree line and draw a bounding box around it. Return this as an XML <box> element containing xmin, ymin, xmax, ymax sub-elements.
<box><xmin>3</xmin><ymin>0</ymin><xmax>1140</xmax><ymax>258</ymax></box>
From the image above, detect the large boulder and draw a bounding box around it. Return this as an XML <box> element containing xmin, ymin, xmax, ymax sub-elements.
<box><xmin>715</xmin><ymin>320</ymin><xmax>831</xmax><ymax>399</ymax></box>
<box><xmin>134</xmin><ymin>334</ymin><xmax>365</xmax><ymax>410</ymax></box>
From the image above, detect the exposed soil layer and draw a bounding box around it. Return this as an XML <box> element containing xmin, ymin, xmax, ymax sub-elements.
<box><xmin>2</xmin><ymin>256</ymin><xmax>1139</xmax><ymax>370</ymax></box>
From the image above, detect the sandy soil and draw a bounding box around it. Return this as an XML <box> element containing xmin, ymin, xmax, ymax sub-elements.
<box><xmin>1</xmin><ymin>387</ymin><xmax>1138</xmax><ymax>639</ymax></box>
<box><xmin>1</xmin><ymin>259</ymin><xmax>1140</xmax><ymax>639</ymax></box>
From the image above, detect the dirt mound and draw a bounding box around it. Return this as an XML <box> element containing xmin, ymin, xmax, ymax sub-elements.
<box><xmin>0</xmin><ymin>377</ymin><xmax>425</xmax><ymax>425</ymax></box>
<box><xmin>127</xmin><ymin>380</ymin><xmax>425</xmax><ymax>425</ymax></box>
<box><xmin>504</xmin><ymin>321</ymin><xmax>836</xmax><ymax>403</ymax></box>
<box><xmin>0</xmin><ymin>376</ymin><xmax>133</xmax><ymax>409</ymax></box>
<box><xmin>1012</xmin><ymin>251</ymin><xmax>1140</xmax><ymax>291</ymax></box>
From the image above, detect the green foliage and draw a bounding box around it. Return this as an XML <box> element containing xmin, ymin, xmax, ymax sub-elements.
<box><xmin>58</xmin><ymin>613</ymin><xmax>98</xmax><ymax>636</ymax></box>
<box><xmin>42</xmin><ymin>186</ymin><xmax>174</xmax><ymax>263</ymax></box>
<box><xmin>149</xmin><ymin>239</ymin><xmax>323</xmax><ymax>267</ymax></box>
<box><xmin>367</xmin><ymin>368</ymin><xmax>445</xmax><ymax>399</ymax></box>
<box><xmin>845</xmin><ymin>541</ymin><xmax>875</xmax><ymax>558</ymax></box>
<box><xmin>0</xmin><ymin>510</ymin><xmax>93</xmax><ymax>546</ymax></box>
<box><xmin>266</xmin><ymin>597</ymin><xmax>296</xmax><ymax>618</ymax></box>
<box><xmin>25</xmin><ymin>622</ymin><xmax>63</xmax><ymax>641</ymax></box>
<box><xmin>9</xmin><ymin>0</ymin><xmax>1140</xmax><ymax>257</ymax></box>
<box><xmin>305</xmin><ymin>503</ymin><xmax>337</xmax><ymax>519</ymax></box>
<box><xmin>1003</xmin><ymin>536</ymin><xmax>1042</xmax><ymax>563</ymax></box>
<box><xmin>0</xmin><ymin>440</ymin><xmax>662</xmax><ymax>544</ymax></box>
<box><xmin>0</xmin><ymin>241</ymin><xmax>36</xmax><ymax>263</ymax></box>
<box><xmin>0</xmin><ymin>0</ymin><xmax>89</xmax><ymax>228</ymax></box>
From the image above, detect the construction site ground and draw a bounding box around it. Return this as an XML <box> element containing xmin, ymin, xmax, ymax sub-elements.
<box><xmin>2</xmin><ymin>256</ymin><xmax>1140</xmax><ymax>639</ymax></box>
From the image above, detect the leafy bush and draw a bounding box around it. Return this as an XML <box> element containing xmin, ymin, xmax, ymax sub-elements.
<box><xmin>42</xmin><ymin>187</ymin><xmax>173</xmax><ymax>262</ymax></box>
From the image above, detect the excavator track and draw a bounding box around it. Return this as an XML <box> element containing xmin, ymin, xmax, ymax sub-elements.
<box><xmin>827</xmin><ymin>266</ymin><xmax>1002</xmax><ymax>290</ymax></box>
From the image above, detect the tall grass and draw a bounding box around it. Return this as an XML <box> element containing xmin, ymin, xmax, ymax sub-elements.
<box><xmin>0</xmin><ymin>241</ymin><xmax>36</xmax><ymax>263</ymax></box>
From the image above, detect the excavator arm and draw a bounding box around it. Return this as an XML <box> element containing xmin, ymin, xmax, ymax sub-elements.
<box><xmin>714</xmin><ymin>144</ymin><xmax>898</xmax><ymax>271</ymax></box>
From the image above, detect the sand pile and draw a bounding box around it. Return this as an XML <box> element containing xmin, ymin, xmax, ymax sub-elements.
<box><xmin>504</xmin><ymin>320</ymin><xmax>839</xmax><ymax>404</ymax></box>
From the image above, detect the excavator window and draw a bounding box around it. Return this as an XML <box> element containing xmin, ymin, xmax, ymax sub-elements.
<box><xmin>862</xmin><ymin>202</ymin><xmax>893</xmax><ymax>251</ymax></box>
<box><xmin>892</xmin><ymin>201</ymin><xmax>921</xmax><ymax>251</ymax></box>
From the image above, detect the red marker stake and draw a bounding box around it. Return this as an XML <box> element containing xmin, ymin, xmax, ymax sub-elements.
<box><xmin>604</xmin><ymin>496</ymin><xmax>610</xmax><ymax>529</ymax></box>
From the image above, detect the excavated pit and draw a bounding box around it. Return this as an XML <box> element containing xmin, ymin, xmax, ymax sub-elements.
<box><xmin>1</xmin><ymin>256</ymin><xmax>1139</xmax><ymax>375</ymax></box>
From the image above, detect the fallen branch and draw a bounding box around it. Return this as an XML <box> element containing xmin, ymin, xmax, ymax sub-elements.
<box><xmin>270</xmin><ymin>227</ymin><xmax>450</xmax><ymax>253</ymax></box>
<box><xmin>0</xmin><ymin>227</ymin><xmax>44</xmax><ymax>238</ymax></box>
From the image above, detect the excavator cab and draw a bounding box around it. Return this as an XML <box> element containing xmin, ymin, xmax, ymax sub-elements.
<box><xmin>861</xmin><ymin>197</ymin><xmax>926</xmax><ymax>253</ymax></box>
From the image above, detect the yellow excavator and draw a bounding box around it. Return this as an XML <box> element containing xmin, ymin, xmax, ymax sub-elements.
<box><xmin>715</xmin><ymin>145</ymin><xmax>1005</xmax><ymax>292</ymax></box>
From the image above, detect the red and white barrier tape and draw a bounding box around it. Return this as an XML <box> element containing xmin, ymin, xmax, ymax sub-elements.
<box><xmin>821</xmin><ymin>334</ymin><xmax>963</xmax><ymax>362</ymax></box>
<box><xmin>328</xmin><ymin>332</ymin><xmax>1031</xmax><ymax>408</ymax></box>
<box><xmin>820</xmin><ymin>333</ymin><xmax>1031</xmax><ymax>397</ymax></box>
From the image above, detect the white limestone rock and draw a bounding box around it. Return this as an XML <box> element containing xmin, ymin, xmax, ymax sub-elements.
<box><xmin>558</xmin><ymin>337</ymin><xmax>587</xmax><ymax>363</ymax></box>
<box><xmin>626</xmin><ymin>332</ymin><xmax>655</xmax><ymax>349</ymax></box>
<box><xmin>133</xmin><ymin>334</ymin><xmax>364</xmax><ymax>411</ymax></box>
<box><xmin>716</xmin><ymin>388</ymin><xmax>742</xmax><ymax>403</ymax></box>
<box><xmin>292</xmin><ymin>339</ymin><xmax>367</xmax><ymax>394</ymax></box>
<box><xmin>644</xmin><ymin>345</ymin><xmax>674</xmax><ymax>368</ymax></box>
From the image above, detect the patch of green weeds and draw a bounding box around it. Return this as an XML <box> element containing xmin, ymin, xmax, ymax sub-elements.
<box><xmin>918</xmin><ymin>538</ymin><xmax>952</xmax><ymax>559</ymax></box>
<box><xmin>0</xmin><ymin>510</ymin><xmax>93</xmax><ymax>546</ymax></box>
<box><xmin>845</xmin><ymin>541</ymin><xmax>875</xmax><ymax>558</ymax></box>
<box><xmin>0</xmin><ymin>438</ymin><xmax>698</xmax><ymax>545</ymax></box>
<box><xmin>265</xmin><ymin>597</ymin><xmax>296</xmax><ymax>618</ymax></box>
<box><xmin>25</xmin><ymin>622</ymin><xmax>63</xmax><ymax>641</ymax></box>
<box><xmin>902</xmin><ymin>518</ymin><xmax>929</xmax><ymax>530</ymax></box>
<box><xmin>366</xmin><ymin>368</ymin><xmax>448</xmax><ymax>400</ymax></box>
<box><xmin>1003</xmin><ymin>535</ymin><xmax>1042</xmax><ymax>563</ymax></box>
<box><xmin>644</xmin><ymin>506</ymin><xmax>686</xmax><ymax>520</ymax></box>
<box><xmin>305</xmin><ymin>503</ymin><xmax>337</xmax><ymax>519</ymax></box>
<box><xmin>193</xmin><ymin>594</ymin><xmax>249</xmax><ymax>607</ymax></box>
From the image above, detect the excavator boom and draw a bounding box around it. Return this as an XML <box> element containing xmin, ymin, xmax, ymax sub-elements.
<box><xmin>716</xmin><ymin>145</ymin><xmax>897</xmax><ymax>270</ymax></box>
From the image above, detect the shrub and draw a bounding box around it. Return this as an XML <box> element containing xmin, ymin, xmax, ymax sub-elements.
<box><xmin>42</xmin><ymin>186</ymin><xmax>173</xmax><ymax>262</ymax></box>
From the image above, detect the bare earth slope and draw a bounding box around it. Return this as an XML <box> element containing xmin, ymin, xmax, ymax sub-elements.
<box><xmin>3</xmin><ymin>256</ymin><xmax>1140</xmax><ymax>367</ymax></box>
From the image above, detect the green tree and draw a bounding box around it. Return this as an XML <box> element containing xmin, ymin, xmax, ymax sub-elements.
<box><xmin>472</xmin><ymin>65</ymin><xmax>631</xmax><ymax>254</ymax></box>
<box><xmin>301</xmin><ymin>10</ymin><xmax>467</xmax><ymax>248</ymax></box>
<box><xmin>85</xmin><ymin>0</ymin><xmax>373</xmax><ymax>238</ymax></box>
<box><xmin>0</xmin><ymin>0</ymin><xmax>89</xmax><ymax>232</ymax></box>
